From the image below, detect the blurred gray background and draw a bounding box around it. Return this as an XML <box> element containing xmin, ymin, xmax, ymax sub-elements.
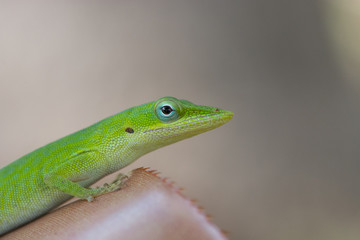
<box><xmin>0</xmin><ymin>1</ymin><xmax>359</xmax><ymax>239</ymax></box>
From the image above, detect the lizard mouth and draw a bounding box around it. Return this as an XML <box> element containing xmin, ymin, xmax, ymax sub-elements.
<box><xmin>143</xmin><ymin>110</ymin><xmax>233</xmax><ymax>134</ymax></box>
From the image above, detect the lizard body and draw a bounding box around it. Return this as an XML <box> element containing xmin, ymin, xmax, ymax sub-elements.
<box><xmin>0</xmin><ymin>96</ymin><xmax>233</xmax><ymax>234</ymax></box>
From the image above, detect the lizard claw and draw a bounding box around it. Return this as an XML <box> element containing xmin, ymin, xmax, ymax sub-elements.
<box><xmin>86</xmin><ymin>196</ymin><xmax>94</xmax><ymax>202</ymax></box>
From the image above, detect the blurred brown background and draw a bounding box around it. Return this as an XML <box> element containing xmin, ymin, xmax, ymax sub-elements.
<box><xmin>0</xmin><ymin>1</ymin><xmax>359</xmax><ymax>239</ymax></box>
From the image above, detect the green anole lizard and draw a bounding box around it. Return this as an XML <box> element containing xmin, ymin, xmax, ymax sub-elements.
<box><xmin>0</xmin><ymin>96</ymin><xmax>233</xmax><ymax>235</ymax></box>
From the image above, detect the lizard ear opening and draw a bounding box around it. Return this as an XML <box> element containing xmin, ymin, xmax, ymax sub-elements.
<box><xmin>125</xmin><ymin>128</ymin><xmax>134</xmax><ymax>133</ymax></box>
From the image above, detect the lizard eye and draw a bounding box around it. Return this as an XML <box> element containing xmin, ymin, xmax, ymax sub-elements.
<box><xmin>155</xmin><ymin>100</ymin><xmax>181</xmax><ymax>123</ymax></box>
<box><xmin>161</xmin><ymin>105</ymin><xmax>173</xmax><ymax>115</ymax></box>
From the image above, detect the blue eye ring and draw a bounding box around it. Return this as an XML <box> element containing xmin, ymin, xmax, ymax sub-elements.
<box><xmin>155</xmin><ymin>100</ymin><xmax>181</xmax><ymax>123</ymax></box>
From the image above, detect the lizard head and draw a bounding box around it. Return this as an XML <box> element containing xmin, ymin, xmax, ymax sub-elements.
<box><xmin>122</xmin><ymin>96</ymin><xmax>233</xmax><ymax>154</ymax></box>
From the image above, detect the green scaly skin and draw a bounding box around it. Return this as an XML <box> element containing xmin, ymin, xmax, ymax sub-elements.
<box><xmin>0</xmin><ymin>96</ymin><xmax>233</xmax><ymax>235</ymax></box>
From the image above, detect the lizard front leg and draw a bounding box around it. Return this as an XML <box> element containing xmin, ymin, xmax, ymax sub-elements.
<box><xmin>43</xmin><ymin>151</ymin><xmax>126</xmax><ymax>202</ymax></box>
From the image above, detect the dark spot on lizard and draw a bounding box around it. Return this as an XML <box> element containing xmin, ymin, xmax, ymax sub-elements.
<box><xmin>125</xmin><ymin>128</ymin><xmax>134</xmax><ymax>134</ymax></box>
